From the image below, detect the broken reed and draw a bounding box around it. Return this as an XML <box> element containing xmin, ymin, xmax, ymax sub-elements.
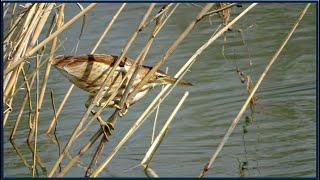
<box><xmin>3</xmin><ymin>3</ymin><xmax>97</xmax><ymax>176</ymax></box>
<box><xmin>3</xmin><ymin>3</ymin><xmax>245</xmax><ymax>177</ymax></box>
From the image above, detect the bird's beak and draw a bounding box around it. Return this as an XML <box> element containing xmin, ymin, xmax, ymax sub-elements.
<box><xmin>157</xmin><ymin>76</ymin><xmax>193</xmax><ymax>86</ymax></box>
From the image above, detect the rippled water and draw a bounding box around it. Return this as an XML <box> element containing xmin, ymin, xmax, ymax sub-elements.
<box><xmin>3</xmin><ymin>3</ymin><xmax>317</xmax><ymax>177</ymax></box>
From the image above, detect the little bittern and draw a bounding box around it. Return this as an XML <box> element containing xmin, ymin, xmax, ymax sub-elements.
<box><xmin>52</xmin><ymin>54</ymin><xmax>192</xmax><ymax>137</ymax></box>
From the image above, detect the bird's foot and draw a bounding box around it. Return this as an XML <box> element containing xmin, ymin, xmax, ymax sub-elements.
<box><xmin>98</xmin><ymin>119</ymin><xmax>114</xmax><ymax>140</ymax></box>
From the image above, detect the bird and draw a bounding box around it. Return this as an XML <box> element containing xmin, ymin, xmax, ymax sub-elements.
<box><xmin>51</xmin><ymin>54</ymin><xmax>192</xmax><ymax>137</ymax></box>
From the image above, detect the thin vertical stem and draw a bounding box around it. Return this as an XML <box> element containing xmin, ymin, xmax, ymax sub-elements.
<box><xmin>91</xmin><ymin>3</ymin><xmax>126</xmax><ymax>53</ymax></box>
<box><xmin>90</xmin><ymin>3</ymin><xmax>257</xmax><ymax>177</ymax></box>
<box><xmin>199</xmin><ymin>3</ymin><xmax>310</xmax><ymax>177</ymax></box>
<box><xmin>58</xmin><ymin>129</ymin><xmax>103</xmax><ymax>177</ymax></box>
<box><xmin>46</xmin><ymin>3</ymin><xmax>126</xmax><ymax>134</ymax></box>
<box><xmin>32</xmin><ymin>53</ymin><xmax>40</xmax><ymax>177</ymax></box>
<box><xmin>4</xmin><ymin>3</ymin><xmax>97</xmax><ymax>75</ymax></box>
<box><xmin>151</xmin><ymin>67</ymin><xmax>168</xmax><ymax>144</ymax></box>
<box><xmin>141</xmin><ymin>91</ymin><xmax>189</xmax><ymax>167</ymax></box>
<box><xmin>126</xmin><ymin>3</ymin><xmax>214</xmax><ymax>102</ymax></box>
<box><xmin>48</xmin><ymin>4</ymin><xmax>155</xmax><ymax>176</ymax></box>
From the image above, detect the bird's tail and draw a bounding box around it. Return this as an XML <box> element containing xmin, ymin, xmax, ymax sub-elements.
<box><xmin>158</xmin><ymin>76</ymin><xmax>193</xmax><ymax>86</ymax></box>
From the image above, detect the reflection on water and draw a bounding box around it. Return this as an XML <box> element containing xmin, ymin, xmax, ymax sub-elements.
<box><xmin>3</xmin><ymin>3</ymin><xmax>316</xmax><ymax>177</ymax></box>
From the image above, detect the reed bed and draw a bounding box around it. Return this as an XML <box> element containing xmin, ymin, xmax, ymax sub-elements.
<box><xmin>3</xmin><ymin>2</ymin><xmax>310</xmax><ymax>177</ymax></box>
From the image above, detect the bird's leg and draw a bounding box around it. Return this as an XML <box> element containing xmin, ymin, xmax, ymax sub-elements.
<box><xmin>120</xmin><ymin>102</ymin><xmax>130</xmax><ymax>117</ymax></box>
<box><xmin>85</xmin><ymin>96</ymin><xmax>114</xmax><ymax>139</ymax></box>
<box><xmin>112</xmin><ymin>100</ymin><xmax>129</xmax><ymax>117</ymax></box>
<box><xmin>93</xmin><ymin>109</ymin><xmax>115</xmax><ymax>139</ymax></box>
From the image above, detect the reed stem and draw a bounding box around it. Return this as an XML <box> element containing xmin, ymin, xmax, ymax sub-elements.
<box><xmin>4</xmin><ymin>3</ymin><xmax>97</xmax><ymax>75</ymax></box>
<box><xmin>141</xmin><ymin>91</ymin><xmax>189</xmax><ymax>167</ymax></box>
<box><xmin>126</xmin><ymin>3</ymin><xmax>214</xmax><ymax>102</ymax></box>
<box><xmin>47</xmin><ymin>4</ymin><xmax>154</xmax><ymax>176</ymax></box>
<box><xmin>199</xmin><ymin>3</ymin><xmax>310</xmax><ymax>177</ymax></box>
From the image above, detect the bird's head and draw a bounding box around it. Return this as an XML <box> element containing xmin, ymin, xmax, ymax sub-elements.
<box><xmin>154</xmin><ymin>70</ymin><xmax>193</xmax><ymax>86</ymax></box>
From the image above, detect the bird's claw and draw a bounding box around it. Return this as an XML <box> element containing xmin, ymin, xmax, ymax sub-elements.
<box><xmin>99</xmin><ymin>120</ymin><xmax>114</xmax><ymax>140</ymax></box>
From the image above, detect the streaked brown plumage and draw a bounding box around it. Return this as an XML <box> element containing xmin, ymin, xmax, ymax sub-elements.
<box><xmin>52</xmin><ymin>54</ymin><xmax>192</xmax><ymax>109</ymax></box>
<box><xmin>52</xmin><ymin>53</ymin><xmax>192</xmax><ymax>138</ymax></box>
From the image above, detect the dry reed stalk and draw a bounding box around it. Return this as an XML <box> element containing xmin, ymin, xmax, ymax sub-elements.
<box><xmin>151</xmin><ymin>103</ymin><xmax>160</xmax><ymax>144</ymax></box>
<box><xmin>126</xmin><ymin>3</ymin><xmax>214</xmax><ymax>103</ymax></box>
<box><xmin>21</xmin><ymin>66</ymin><xmax>34</xmax><ymax>142</ymax></box>
<box><xmin>27</xmin><ymin>54</ymin><xmax>41</xmax><ymax>144</ymax></box>
<box><xmin>19</xmin><ymin>60</ymin><xmax>47</xmax><ymax>176</ymax></box>
<box><xmin>4</xmin><ymin>10</ymin><xmax>34</xmax><ymax>110</ymax></box>
<box><xmin>91</xmin><ymin>3</ymin><xmax>126</xmax><ymax>52</ymax></box>
<box><xmin>118</xmin><ymin>3</ymin><xmax>176</xmax><ymax>112</ymax></box>
<box><xmin>49</xmin><ymin>89</ymin><xmax>63</xmax><ymax>172</ymax></box>
<box><xmin>73</xmin><ymin>6</ymin><xmax>166</xmax><ymax>173</ymax></box>
<box><xmin>6</xmin><ymin>10</ymin><xmax>65</xmax><ymax>101</ymax></box>
<box><xmin>3</xmin><ymin>3</ymin><xmax>9</xmax><ymax>18</ymax></box>
<box><xmin>83</xmin><ymin>3</ymin><xmax>154</xmax><ymax>123</ymax></box>
<box><xmin>9</xmin><ymin>4</ymin><xmax>18</xmax><ymax>23</ymax></box>
<box><xmin>46</xmin><ymin>85</ymin><xmax>74</xmax><ymax>134</ymax></box>
<box><xmin>75</xmin><ymin>3</ymin><xmax>178</xmax><ymax>139</ymax></box>
<box><xmin>31</xmin><ymin>3</ymin><xmax>63</xmax><ymax>136</ymax></box>
<box><xmin>58</xmin><ymin>5</ymin><xmax>175</xmax><ymax>177</ymax></box>
<box><xmin>140</xmin><ymin>3</ymin><xmax>173</xmax><ymax>31</ymax></box>
<box><xmin>73</xmin><ymin>81</ymin><xmax>123</xmax><ymax>139</ymax></box>
<box><xmin>9</xmin><ymin>140</ymin><xmax>33</xmax><ymax>173</ymax></box>
<box><xmin>90</xmin><ymin>3</ymin><xmax>258</xmax><ymax>177</ymax></box>
<box><xmin>88</xmin><ymin>71</ymin><xmax>187</xmax><ymax>177</ymax></box>
<box><xmin>4</xmin><ymin>3</ymin><xmax>97</xmax><ymax>75</ymax></box>
<box><xmin>9</xmin><ymin>69</ymin><xmax>36</xmax><ymax>140</ymax></box>
<box><xmin>151</xmin><ymin>67</ymin><xmax>168</xmax><ymax>144</ymax></box>
<box><xmin>204</xmin><ymin>3</ymin><xmax>238</xmax><ymax>18</ymax></box>
<box><xmin>2</xmin><ymin>64</ymin><xmax>20</xmax><ymax>126</ymax></box>
<box><xmin>91</xmin><ymin>58</ymin><xmax>186</xmax><ymax>176</ymax></box>
<box><xmin>89</xmin><ymin>5</ymin><xmax>215</xmax><ymax>177</ymax></box>
<box><xmin>5</xmin><ymin>4</ymin><xmax>37</xmax><ymax>61</ymax></box>
<box><xmin>10</xmin><ymin>47</ymin><xmax>48</xmax><ymax>141</ymax></box>
<box><xmin>26</xmin><ymin>139</ymin><xmax>47</xmax><ymax>174</ymax></box>
<box><xmin>28</xmin><ymin>4</ymin><xmax>54</xmax><ymax>51</ymax></box>
<box><xmin>144</xmin><ymin>166</ymin><xmax>159</xmax><ymax>177</ymax></box>
<box><xmin>4</xmin><ymin>4</ymin><xmax>44</xmax><ymax>99</ymax></box>
<box><xmin>23</xmin><ymin>4</ymin><xmax>57</xmax><ymax>141</ymax></box>
<box><xmin>35</xmin><ymin>4</ymin><xmax>64</xmax><ymax>125</ymax></box>
<box><xmin>32</xmin><ymin>52</ymin><xmax>41</xmax><ymax>177</ymax></box>
<box><xmin>70</xmin><ymin>8</ymin><xmax>135</xmax><ymax>138</ymax></box>
<box><xmin>4</xmin><ymin>4</ymin><xmax>54</xmax><ymax>128</ymax></box>
<box><xmin>199</xmin><ymin>3</ymin><xmax>310</xmax><ymax>177</ymax></box>
<box><xmin>153</xmin><ymin>3</ymin><xmax>179</xmax><ymax>37</ymax></box>
<box><xmin>4</xmin><ymin>7</ymin><xmax>28</xmax><ymax>51</ymax></box>
<box><xmin>6</xmin><ymin>49</ymin><xmax>63</xmax><ymax>102</ymax></box>
<box><xmin>46</xmin><ymin>128</ymin><xmax>89</xmax><ymax>174</ymax></box>
<box><xmin>216</xmin><ymin>3</ymin><xmax>232</xmax><ymax>26</ymax></box>
<box><xmin>57</xmin><ymin>129</ymin><xmax>103</xmax><ymax>177</ymax></box>
<box><xmin>85</xmin><ymin>135</ymin><xmax>108</xmax><ymax>177</ymax></box>
<box><xmin>47</xmin><ymin>4</ymin><xmax>154</xmax><ymax>176</ymax></box>
<box><xmin>22</xmin><ymin>3</ymin><xmax>52</xmax><ymax>130</ymax></box>
<box><xmin>30</xmin><ymin>4</ymin><xmax>59</xmax><ymax>177</ymax></box>
<box><xmin>141</xmin><ymin>91</ymin><xmax>189</xmax><ymax>167</ymax></box>
<box><xmin>82</xmin><ymin>7</ymin><xmax>173</xmax><ymax>171</ymax></box>
<box><xmin>46</xmin><ymin>3</ymin><xmax>126</xmax><ymax>134</ymax></box>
